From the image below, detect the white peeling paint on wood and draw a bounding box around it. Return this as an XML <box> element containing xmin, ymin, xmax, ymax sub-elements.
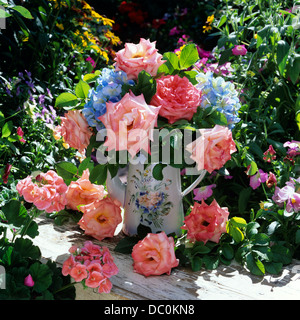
<box><xmin>33</xmin><ymin>214</ymin><xmax>300</xmax><ymax>300</ymax></box>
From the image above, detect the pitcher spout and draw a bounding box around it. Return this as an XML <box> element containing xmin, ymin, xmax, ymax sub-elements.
<box><xmin>106</xmin><ymin>170</ymin><xmax>126</xmax><ymax>207</ymax></box>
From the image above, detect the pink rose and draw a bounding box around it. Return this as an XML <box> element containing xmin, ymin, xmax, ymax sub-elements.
<box><xmin>131</xmin><ymin>232</ymin><xmax>179</xmax><ymax>277</ymax></box>
<box><xmin>150</xmin><ymin>74</ymin><xmax>201</xmax><ymax>124</ymax></box>
<box><xmin>99</xmin><ymin>91</ymin><xmax>160</xmax><ymax>158</ymax></box>
<box><xmin>181</xmin><ymin>199</ymin><xmax>229</xmax><ymax>244</ymax></box>
<box><xmin>232</xmin><ymin>45</ymin><xmax>247</xmax><ymax>56</ymax></box>
<box><xmin>186</xmin><ymin>125</ymin><xmax>236</xmax><ymax>173</ymax></box>
<box><xmin>78</xmin><ymin>197</ymin><xmax>122</xmax><ymax>241</ymax></box>
<box><xmin>114</xmin><ymin>38</ymin><xmax>165</xmax><ymax>80</ymax></box>
<box><xmin>53</xmin><ymin>110</ymin><xmax>93</xmax><ymax>155</ymax></box>
<box><xmin>65</xmin><ymin>169</ymin><xmax>107</xmax><ymax>211</ymax></box>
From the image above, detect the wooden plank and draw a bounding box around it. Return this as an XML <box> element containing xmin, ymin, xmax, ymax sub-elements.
<box><xmin>33</xmin><ymin>214</ymin><xmax>300</xmax><ymax>300</ymax></box>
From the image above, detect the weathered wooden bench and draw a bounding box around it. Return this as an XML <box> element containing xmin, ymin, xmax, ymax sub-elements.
<box><xmin>33</xmin><ymin>214</ymin><xmax>300</xmax><ymax>300</ymax></box>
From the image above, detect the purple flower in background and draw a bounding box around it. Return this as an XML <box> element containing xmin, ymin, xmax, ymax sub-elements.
<box><xmin>249</xmin><ymin>169</ymin><xmax>268</xmax><ymax>190</ymax></box>
<box><xmin>193</xmin><ymin>184</ymin><xmax>216</xmax><ymax>201</ymax></box>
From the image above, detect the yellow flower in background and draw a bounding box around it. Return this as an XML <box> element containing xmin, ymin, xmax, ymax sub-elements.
<box><xmin>56</xmin><ymin>23</ymin><xmax>64</xmax><ymax>31</ymax></box>
<box><xmin>254</xmin><ymin>34</ymin><xmax>258</xmax><ymax>39</ymax></box>
<box><xmin>105</xmin><ymin>30</ymin><xmax>120</xmax><ymax>46</ymax></box>
<box><xmin>203</xmin><ymin>25</ymin><xmax>212</xmax><ymax>33</ymax></box>
<box><xmin>175</xmin><ymin>45</ymin><xmax>186</xmax><ymax>58</ymax></box>
<box><xmin>82</xmin><ymin>1</ymin><xmax>92</xmax><ymax>10</ymax></box>
<box><xmin>206</xmin><ymin>15</ymin><xmax>214</xmax><ymax>24</ymax></box>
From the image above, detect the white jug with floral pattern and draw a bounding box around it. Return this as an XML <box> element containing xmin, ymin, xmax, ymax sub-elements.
<box><xmin>106</xmin><ymin>162</ymin><xmax>206</xmax><ymax>236</ymax></box>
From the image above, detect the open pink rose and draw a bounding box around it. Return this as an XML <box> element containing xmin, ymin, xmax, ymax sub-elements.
<box><xmin>114</xmin><ymin>38</ymin><xmax>165</xmax><ymax>80</ymax></box>
<box><xmin>53</xmin><ymin>110</ymin><xmax>93</xmax><ymax>155</ymax></box>
<box><xmin>182</xmin><ymin>199</ymin><xmax>229</xmax><ymax>244</ymax></box>
<box><xmin>78</xmin><ymin>197</ymin><xmax>122</xmax><ymax>241</ymax></box>
<box><xmin>99</xmin><ymin>91</ymin><xmax>160</xmax><ymax>158</ymax></box>
<box><xmin>186</xmin><ymin>125</ymin><xmax>236</xmax><ymax>173</ymax></box>
<box><xmin>65</xmin><ymin>169</ymin><xmax>107</xmax><ymax>211</ymax></box>
<box><xmin>132</xmin><ymin>232</ymin><xmax>179</xmax><ymax>277</ymax></box>
<box><xmin>150</xmin><ymin>74</ymin><xmax>201</xmax><ymax>124</ymax></box>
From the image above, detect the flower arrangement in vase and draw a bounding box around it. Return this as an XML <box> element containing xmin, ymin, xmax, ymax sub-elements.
<box><xmin>42</xmin><ymin>38</ymin><xmax>241</xmax><ymax>277</ymax></box>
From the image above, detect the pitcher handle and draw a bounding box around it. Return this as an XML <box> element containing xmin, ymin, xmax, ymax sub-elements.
<box><xmin>181</xmin><ymin>169</ymin><xmax>206</xmax><ymax>198</ymax></box>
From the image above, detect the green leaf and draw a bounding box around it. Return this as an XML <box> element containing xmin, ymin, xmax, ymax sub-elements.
<box><xmin>29</xmin><ymin>262</ymin><xmax>53</xmax><ymax>293</ymax></box>
<box><xmin>1</xmin><ymin>121</ymin><xmax>13</xmax><ymax>138</ymax></box>
<box><xmin>246</xmin><ymin>253</ymin><xmax>265</xmax><ymax>276</ymax></box>
<box><xmin>75</xmin><ymin>80</ymin><xmax>90</xmax><ymax>99</ymax></box>
<box><xmin>250</xmin><ymin>233</ymin><xmax>269</xmax><ymax>246</ymax></box>
<box><xmin>230</xmin><ymin>217</ymin><xmax>247</xmax><ymax>228</ymax></box>
<box><xmin>137</xmin><ymin>223</ymin><xmax>152</xmax><ymax>239</ymax></box>
<box><xmin>203</xmin><ymin>255</ymin><xmax>219</xmax><ymax>270</ymax></box>
<box><xmin>56</xmin><ymin>161</ymin><xmax>78</xmax><ymax>182</ymax></box>
<box><xmin>218</xmin><ymin>48</ymin><xmax>232</xmax><ymax>65</ymax></box>
<box><xmin>191</xmin><ymin>256</ymin><xmax>202</xmax><ymax>271</ymax></box>
<box><xmin>78</xmin><ymin>156</ymin><xmax>94</xmax><ymax>176</ymax></box>
<box><xmin>287</xmin><ymin>54</ymin><xmax>300</xmax><ymax>84</ymax></box>
<box><xmin>179</xmin><ymin>44</ymin><xmax>199</xmax><ymax>69</ymax></box>
<box><xmin>2</xmin><ymin>200</ymin><xmax>28</xmax><ymax>227</ymax></box>
<box><xmin>264</xmin><ymin>262</ymin><xmax>283</xmax><ymax>275</ymax></box>
<box><xmin>11</xmin><ymin>6</ymin><xmax>33</xmax><ymax>19</ymax></box>
<box><xmin>277</xmin><ymin>40</ymin><xmax>290</xmax><ymax>75</ymax></box>
<box><xmin>133</xmin><ymin>70</ymin><xmax>156</xmax><ymax>103</ymax></box>
<box><xmin>271</xmin><ymin>245</ymin><xmax>292</xmax><ymax>265</ymax></box>
<box><xmin>158</xmin><ymin>52</ymin><xmax>180</xmax><ymax>74</ymax></box>
<box><xmin>83</xmin><ymin>70</ymin><xmax>101</xmax><ymax>83</ymax></box>
<box><xmin>238</xmin><ymin>188</ymin><xmax>252</xmax><ymax>214</ymax></box>
<box><xmin>114</xmin><ymin>237</ymin><xmax>139</xmax><ymax>254</ymax></box>
<box><xmin>218</xmin><ymin>15</ymin><xmax>227</xmax><ymax>28</ymax></box>
<box><xmin>191</xmin><ymin>242</ymin><xmax>211</xmax><ymax>255</ymax></box>
<box><xmin>220</xmin><ymin>244</ymin><xmax>234</xmax><ymax>260</ymax></box>
<box><xmin>14</xmin><ymin>238</ymin><xmax>41</xmax><ymax>260</ymax></box>
<box><xmin>89</xmin><ymin>164</ymin><xmax>107</xmax><ymax>185</ymax></box>
<box><xmin>55</xmin><ymin>92</ymin><xmax>78</xmax><ymax>109</ymax></box>
<box><xmin>152</xmin><ymin>163</ymin><xmax>167</xmax><ymax>180</ymax></box>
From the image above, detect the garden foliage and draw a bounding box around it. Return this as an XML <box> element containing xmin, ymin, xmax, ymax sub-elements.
<box><xmin>0</xmin><ymin>0</ymin><xmax>299</xmax><ymax>299</ymax></box>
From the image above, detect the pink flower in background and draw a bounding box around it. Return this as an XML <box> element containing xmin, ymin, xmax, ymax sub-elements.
<box><xmin>24</xmin><ymin>274</ymin><xmax>34</xmax><ymax>287</ymax></box>
<box><xmin>114</xmin><ymin>38</ymin><xmax>165</xmax><ymax>80</ymax></box>
<box><xmin>272</xmin><ymin>178</ymin><xmax>300</xmax><ymax>213</ymax></box>
<box><xmin>132</xmin><ymin>232</ymin><xmax>179</xmax><ymax>277</ymax></box>
<box><xmin>249</xmin><ymin>169</ymin><xmax>268</xmax><ymax>190</ymax></box>
<box><xmin>181</xmin><ymin>199</ymin><xmax>229</xmax><ymax>244</ymax></box>
<box><xmin>2</xmin><ymin>164</ymin><xmax>12</xmax><ymax>184</ymax></box>
<box><xmin>193</xmin><ymin>184</ymin><xmax>216</xmax><ymax>201</ymax></box>
<box><xmin>65</xmin><ymin>169</ymin><xmax>107</xmax><ymax>211</ymax></box>
<box><xmin>169</xmin><ymin>26</ymin><xmax>181</xmax><ymax>36</ymax></box>
<box><xmin>150</xmin><ymin>74</ymin><xmax>201</xmax><ymax>124</ymax></box>
<box><xmin>232</xmin><ymin>45</ymin><xmax>247</xmax><ymax>56</ymax></box>
<box><xmin>17</xmin><ymin>127</ymin><xmax>26</xmax><ymax>143</ymax></box>
<box><xmin>186</xmin><ymin>125</ymin><xmax>236</xmax><ymax>173</ymax></box>
<box><xmin>266</xmin><ymin>172</ymin><xmax>277</xmax><ymax>188</ymax></box>
<box><xmin>78</xmin><ymin>197</ymin><xmax>122</xmax><ymax>241</ymax></box>
<box><xmin>263</xmin><ymin>145</ymin><xmax>276</xmax><ymax>162</ymax></box>
<box><xmin>98</xmin><ymin>278</ymin><xmax>113</xmax><ymax>293</ymax></box>
<box><xmin>86</xmin><ymin>56</ymin><xmax>96</xmax><ymax>69</ymax></box>
<box><xmin>99</xmin><ymin>91</ymin><xmax>160</xmax><ymax>158</ymax></box>
<box><xmin>284</xmin><ymin>140</ymin><xmax>300</xmax><ymax>158</ymax></box>
<box><xmin>53</xmin><ymin>110</ymin><xmax>93</xmax><ymax>155</ymax></box>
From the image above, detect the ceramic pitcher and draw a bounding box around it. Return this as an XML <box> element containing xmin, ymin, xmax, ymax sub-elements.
<box><xmin>106</xmin><ymin>163</ymin><xmax>206</xmax><ymax>236</ymax></box>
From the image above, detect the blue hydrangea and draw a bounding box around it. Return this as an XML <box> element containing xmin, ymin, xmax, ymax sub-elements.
<box><xmin>82</xmin><ymin>68</ymin><xmax>134</xmax><ymax>131</ymax></box>
<box><xmin>195</xmin><ymin>71</ymin><xmax>241</xmax><ymax>129</ymax></box>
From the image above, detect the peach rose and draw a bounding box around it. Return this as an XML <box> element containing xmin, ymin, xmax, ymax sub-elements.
<box><xmin>114</xmin><ymin>38</ymin><xmax>165</xmax><ymax>80</ymax></box>
<box><xmin>132</xmin><ymin>232</ymin><xmax>179</xmax><ymax>277</ymax></box>
<box><xmin>98</xmin><ymin>91</ymin><xmax>160</xmax><ymax>158</ymax></box>
<box><xmin>78</xmin><ymin>197</ymin><xmax>122</xmax><ymax>241</ymax></box>
<box><xmin>65</xmin><ymin>169</ymin><xmax>107</xmax><ymax>211</ymax></box>
<box><xmin>186</xmin><ymin>125</ymin><xmax>236</xmax><ymax>173</ymax></box>
<box><xmin>150</xmin><ymin>74</ymin><xmax>202</xmax><ymax>124</ymax></box>
<box><xmin>181</xmin><ymin>199</ymin><xmax>229</xmax><ymax>244</ymax></box>
<box><xmin>53</xmin><ymin>110</ymin><xmax>93</xmax><ymax>155</ymax></box>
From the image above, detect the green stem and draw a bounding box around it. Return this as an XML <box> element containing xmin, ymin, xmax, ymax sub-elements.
<box><xmin>54</xmin><ymin>281</ymin><xmax>77</xmax><ymax>294</ymax></box>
